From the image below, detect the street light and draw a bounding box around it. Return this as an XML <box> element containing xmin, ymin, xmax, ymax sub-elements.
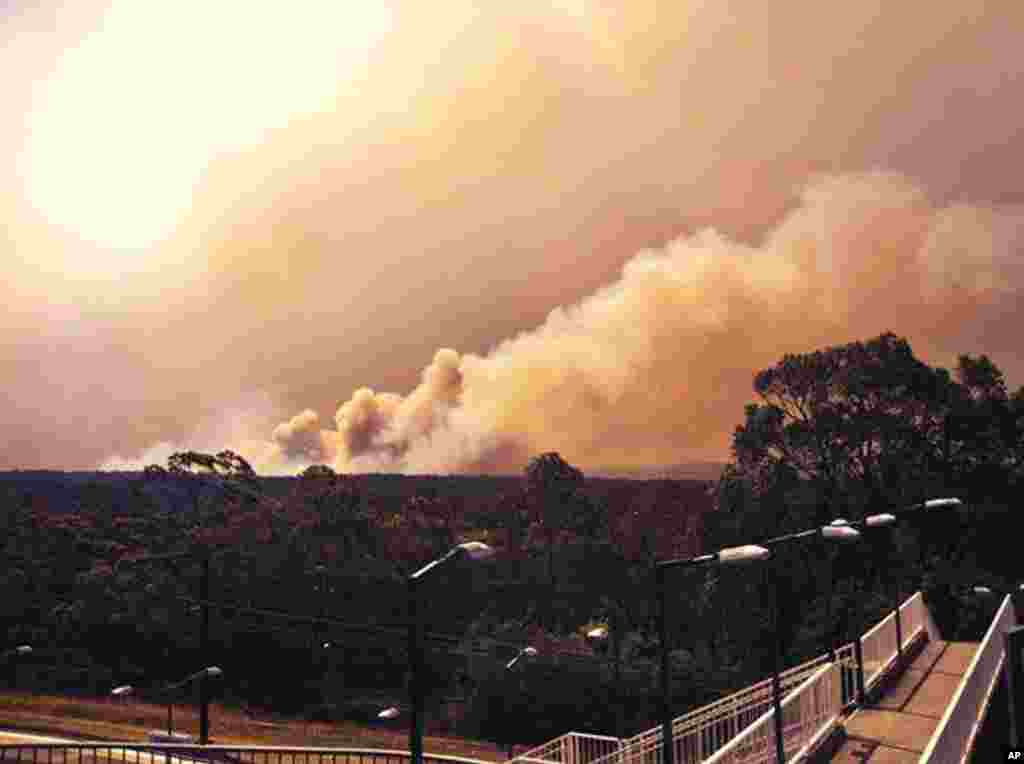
<box><xmin>501</xmin><ymin>646</ymin><xmax>539</xmax><ymax>758</ymax></box>
<box><xmin>657</xmin><ymin>520</ymin><xmax>865</xmax><ymax>764</ymax></box>
<box><xmin>972</xmin><ymin>584</ymin><xmax>1024</xmax><ymax>622</ymax></box>
<box><xmin>850</xmin><ymin>498</ymin><xmax>963</xmax><ymax>666</ymax></box>
<box><xmin>821</xmin><ymin>520</ymin><xmax>861</xmax><ymax>664</ymax></box>
<box><xmin>111</xmin><ymin>666</ymin><xmax>223</xmax><ymax>739</ymax></box>
<box><xmin>971</xmin><ymin>584</ymin><xmax>1024</xmax><ymax>747</ymax></box>
<box><xmin>504</xmin><ymin>646</ymin><xmax>538</xmax><ymax>671</ymax></box>
<box><xmin>408</xmin><ymin>541</ymin><xmax>495</xmax><ymax>764</ymax></box>
<box><xmin>116</xmin><ymin>550</ymin><xmax>216</xmax><ymax>744</ymax></box>
<box><xmin>1</xmin><ymin>645</ymin><xmax>32</xmax><ymax>689</ymax></box>
<box><xmin>586</xmin><ymin>621</ymin><xmax>625</xmax><ymax>737</ymax></box>
<box><xmin>655</xmin><ymin>544</ymin><xmax>770</xmax><ymax>764</ymax></box>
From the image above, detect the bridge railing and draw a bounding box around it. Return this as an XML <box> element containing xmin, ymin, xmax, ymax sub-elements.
<box><xmin>621</xmin><ymin>644</ymin><xmax>856</xmax><ymax>764</ymax></box>
<box><xmin>0</xmin><ymin>744</ymin><xmax>493</xmax><ymax>764</ymax></box>
<box><xmin>513</xmin><ymin>732</ymin><xmax>623</xmax><ymax>764</ymax></box>
<box><xmin>700</xmin><ymin>661</ymin><xmax>841</xmax><ymax>764</ymax></box>
<box><xmin>920</xmin><ymin>593</ymin><xmax>1016</xmax><ymax>764</ymax></box>
<box><xmin>511</xmin><ymin>648</ymin><xmax>848</xmax><ymax>764</ymax></box>
<box><xmin>859</xmin><ymin>591</ymin><xmax>929</xmax><ymax>692</ymax></box>
<box><xmin>515</xmin><ymin>591</ymin><xmax>929</xmax><ymax>764</ymax></box>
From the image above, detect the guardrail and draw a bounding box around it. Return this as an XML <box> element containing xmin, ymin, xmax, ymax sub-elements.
<box><xmin>512</xmin><ymin>645</ymin><xmax>856</xmax><ymax>764</ymax></box>
<box><xmin>0</xmin><ymin>745</ymin><xmax>492</xmax><ymax>764</ymax></box>
<box><xmin>859</xmin><ymin>591</ymin><xmax>929</xmax><ymax>692</ymax></box>
<box><xmin>515</xmin><ymin>591</ymin><xmax>930</xmax><ymax>764</ymax></box>
<box><xmin>700</xmin><ymin>662</ymin><xmax>841</xmax><ymax>764</ymax></box>
<box><xmin>513</xmin><ymin>732</ymin><xmax>622</xmax><ymax>764</ymax></box>
<box><xmin>613</xmin><ymin>646</ymin><xmax>855</xmax><ymax>764</ymax></box>
<box><xmin>920</xmin><ymin>593</ymin><xmax>1016</xmax><ymax>764</ymax></box>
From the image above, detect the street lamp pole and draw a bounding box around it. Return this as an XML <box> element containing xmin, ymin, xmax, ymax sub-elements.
<box><xmin>852</xmin><ymin>498</ymin><xmax>963</xmax><ymax>666</ymax></box>
<box><xmin>115</xmin><ymin>548</ymin><xmax>218</xmax><ymax>744</ymax></box>
<box><xmin>199</xmin><ymin>554</ymin><xmax>211</xmax><ymax>744</ymax></box>
<box><xmin>657</xmin><ymin>522</ymin><xmax>861</xmax><ymax>764</ymax></box>
<box><xmin>655</xmin><ymin>545</ymin><xmax>771</xmax><ymax>764</ymax></box>
<box><xmin>972</xmin><ymin>584</ymin><xmax>1024</xmax><ymax>747</ymax></box>
<box><xmin>407</xmin><ymin>542</ymin><xmax>495</xmax><ymax>764</ymax></box>
<box><xmin>503</xmin><ymin>646</ymin><xmax>538</xmax><ymax>758</ymax></box>
<box><xmin>1</xmin><ymin>646</ymin><xmax>32</xmax><ymax>689</ymax></box>
<box><xmin>112</xmin><ymin>666</ymin><xmax>222</xmax><ymax>739</ymax></box>
<box><xmin>586</xmin><ymin>622</ymin><xmax>621</xmax><ymax>737</ymax></box>
<box><xmin>656</xmin><ymin>563</ymin><xmax>672</xmax><ymax>764</ymax></box>
<box><xmin>408</xmin><ymin>574</ymin><xmax>423</xmax><ymax>764</ymax></box>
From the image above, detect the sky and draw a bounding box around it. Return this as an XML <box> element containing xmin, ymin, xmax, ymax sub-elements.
<box><xmin>3</xmin><ymin>0</ymin><xmax>1024</xmax><ymax>475</ymax></box>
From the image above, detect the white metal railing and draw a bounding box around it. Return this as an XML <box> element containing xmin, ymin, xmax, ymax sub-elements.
<box><xmin>0</xmin><ymin>744</ymin><xmax>493</xmax><ymax>764</ymax></box>
<box><xmin>617</xmin><ymin>645</ymin><xmax>856</xmax><ymax>764</ymax></box>
<box><xmin>920</xmin><ymin>594</ymin><xmax>1016</xmax><ymax>764</ymax></box>
<box><xmin>858</xmin><ymin>607</ymin><xmax>897</xmax><ymax>690</ymax></box>
<box><xmin>516</xmin><ymin>592</ymin><xmax>928</xmax><ymax>764</ymax></box>
<box><xmin>701</xmin><ymin>662</ymin><xmax>842</xmax><ymax>764</ymax></box>
<box><xmin>513</xmin><ymin>648</ymin><xmax>848</xmax><ymax>764</ymax></box>
<box><xmin>515</xmin><ymin>732</ymin><xmax>622</xmax><ymax>764</ymax></box>
<box><xmin>858</xmin><ymin>591</ymin><xmax>930</xmax><ymax>694</ymax></box>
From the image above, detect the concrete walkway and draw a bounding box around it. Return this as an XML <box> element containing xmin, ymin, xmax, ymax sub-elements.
<box><xmin>830</xmin><ymin>640</ymin><xmax>979</xmax><ymax>763</ymax></box>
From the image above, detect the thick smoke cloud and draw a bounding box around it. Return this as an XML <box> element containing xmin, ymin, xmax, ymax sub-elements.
<box><xmin>7</xmin><ymin>0</ymin><xmax>1024</xmax><ymax>473</ymax></box>
<box><xmin>255</xmin><ymin>172</ymin><xmax>1024</xmax><ymax>476</ymax></box>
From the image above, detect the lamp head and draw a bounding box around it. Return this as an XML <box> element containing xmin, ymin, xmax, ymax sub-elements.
<box><xmin>111</xmin><ymin>685</ymin><xmax>134</xmax><ymax>696</ymax></box>
<box><xmin>14</xmin><ymin>645</ymin><xmax>31</xmax><ymax>655</ymax></box>
<box><xmin>457</xmin><ymin>541</ymin><xmax>495</xmax><ymax>561</ymax></box>
<box><xmin>205</xmin><ymin>666</ymin><xmax>223</xmax><ymax>677</ymax></box>
<box><xmin>865</xmin><ymin>513</ymin><xmax>896</xmax><ymax>527</ymax></box>
<box><xmin>717</xmin><ymin>545</ymin><xmax>771</xmax><ymax>564</ymax></box>
<box><xmin>378</xmin><ymin>707</ymin><xmax>400</xmax><ymax>720</ymax></box>
<box><xmin>586</xmin><ymin>626</ymin><xmax>609</xmax><ymax>640</ymax></box>
<box><xmin>973</xmin><ymin>586</ymin><xmax>994</xmax><ymax>597</ymax></box>
<box><xmin>924</xmin><ymin>498</ymin><xmax>962</xmax><ymax>510</ymax></box>
<box><xmin>822</xmin><ymin>525</ymin><xmax>861</xmax><ymax>542</ymax></box>
<box><xmin>523</xmin><ymin>646</ymin><xmax>538</xmax><ymax>657</ymax></box>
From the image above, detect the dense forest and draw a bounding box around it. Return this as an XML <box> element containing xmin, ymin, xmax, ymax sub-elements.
<box><xmin>2</xmin><ymin>331</ymin><xmax>1023</xmax><ymax>746</ymax></box>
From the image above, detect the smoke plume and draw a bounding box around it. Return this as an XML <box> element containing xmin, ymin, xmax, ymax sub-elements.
<box><xmin>248</xmin><ymin>172</ymin><xmax>1024</xmax><ymax>475</ymax></box>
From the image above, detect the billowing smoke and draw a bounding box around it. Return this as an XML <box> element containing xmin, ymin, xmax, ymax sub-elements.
<box><xmin>237</xmin><ymin>172</ymin><xmax>1024</xmax><ymax>475</ymax></box>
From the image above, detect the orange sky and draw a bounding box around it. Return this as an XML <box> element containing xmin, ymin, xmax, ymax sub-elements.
<box><xmin>3</xmin><ymin>0</ymin><xmax>1024</xmax><ymax>473</ymax></box>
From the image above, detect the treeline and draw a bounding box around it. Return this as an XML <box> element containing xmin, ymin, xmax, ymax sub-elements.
<box><xmin>2</xmin><ymin>330</ymin><xmax>1021</xmax><ymax>746</ymax></box>
<box><xmin>0</xmin><ymin>453</ymin><xmax>711</xmax><ymax>742</ymax></box>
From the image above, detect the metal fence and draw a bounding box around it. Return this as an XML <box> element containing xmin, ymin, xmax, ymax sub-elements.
<box><xmin>514</xmin><ymin>591</ymin><xmax>929</xmax><ymax>764</ymax></box>
<box><xmin>701</xmin><ymin>662</ymin><xmax>841</xmax><ymax>764</ymax></box>
<box><xmin>0</xmin><ymin>745</ymin><xmax>491</xmax><ymax>764</ymax></box>
<box><xmin>513</xmin><ymin>733</ymin><xmax>621</xmax><ymax>764</ymax></box>
<box><xmin>512</xmin><ymin>644</ymin><xmax>856</xmax><ymax>764</ymax></box>
<box><xmin>920</xmin><ymin>593</ymin><xmax>1016</xmax><ymax>764</ymax></box>
<box><xmin>859</xmin><ymin>591</ymin><xmax>929</xmax><ymax>691</ymax></box>
<box><xmin>610</xmin><ymin>645</ymin><xmax>855</xmax><ymax>764</ymax></box>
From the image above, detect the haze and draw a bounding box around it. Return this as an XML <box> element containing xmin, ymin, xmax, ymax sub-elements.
<box><xmin>3</xmin><ymin>0</ymin><xmax>1023</xmax><ymax>474</ymax></box>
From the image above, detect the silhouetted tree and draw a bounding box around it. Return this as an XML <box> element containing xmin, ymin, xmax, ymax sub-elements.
<box><xmin>524</xmin><ymin>452</ymin><xmax>584</xmax><ymax>592</ymax></box>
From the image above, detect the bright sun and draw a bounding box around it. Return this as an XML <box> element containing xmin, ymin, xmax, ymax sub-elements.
<box><xmin>20</xmin><ymin>0</ymin><xmax>393</xmax><ymax>256</ymax></box>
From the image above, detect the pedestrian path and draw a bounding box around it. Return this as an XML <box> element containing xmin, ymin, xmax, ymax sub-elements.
<box><xmin>830</xmin><ymin>641</ymin><xmax>979</xmax><ymax>763</ymax></box>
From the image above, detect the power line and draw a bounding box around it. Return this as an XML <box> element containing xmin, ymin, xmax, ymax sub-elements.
<box><xmin>160</xmin><ymin>594</ymin><xmax>642</xmax><ymax>674</ymax></box>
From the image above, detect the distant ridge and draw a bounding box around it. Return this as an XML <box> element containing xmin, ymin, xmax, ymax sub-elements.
<box><xmin>590</xmin><ymin>462</ymin><xmax>726</xmax><ymax>482</ymax></box>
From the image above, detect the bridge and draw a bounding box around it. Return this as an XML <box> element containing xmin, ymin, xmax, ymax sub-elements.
<box><xmin>0</xmin><ymin>590</ymin><xmax>1014</xmax><ymax>764</ymax></box>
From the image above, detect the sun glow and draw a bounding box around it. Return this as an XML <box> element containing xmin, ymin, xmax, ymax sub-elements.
<box><xmin>19</xmin><ymin>0</ymin><xmax>393</xmax><ymax>256</ymax></box>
